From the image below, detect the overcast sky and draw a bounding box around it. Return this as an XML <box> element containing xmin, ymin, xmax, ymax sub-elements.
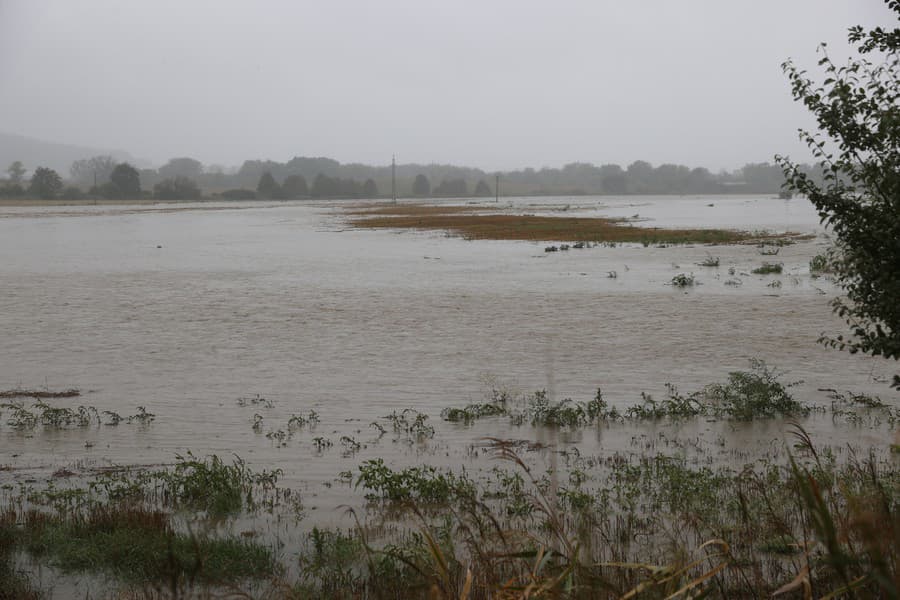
<box><xmin>0</xmin><ymin>0</ymin><xmax>895</xmax><ymax>171</ymax></box>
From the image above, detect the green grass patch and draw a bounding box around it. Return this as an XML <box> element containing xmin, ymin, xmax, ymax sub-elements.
<box><xmin>19</xmin><ymin>506</ymin><xmax>276</xmax><ymax>583</ymax></box>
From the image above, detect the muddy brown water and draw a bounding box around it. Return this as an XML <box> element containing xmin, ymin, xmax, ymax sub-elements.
<box><xmin>0</xmin><ymin>195</ymin><xmax>895</xmax><ymax>516</ymax></box>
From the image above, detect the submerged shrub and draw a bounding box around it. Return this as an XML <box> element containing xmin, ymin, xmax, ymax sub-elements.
<box><xmin>515</xmin><ymin>389</ymin><xmax>618</xmax><ymax>426</ymax></box>
<box><xmin>670</xmin><ymin>273</ymin><xmax>696</xmax><ymax>287</ymax></box>
<box><xmin>702</xmin><ymin>359</ymin><xmax>806</xmax><ymax>420</ymax></box>
<box><xmin>752</xmin><ymin>262</ymin><xmax>784</xmax><ymax>274</ymax></box>
<box><xmin>622</xmin><ymin>360</ymin><xmax>807</xmax><ymax>420</ymax></box>
<box><xmin>441</xmin><ymin>402</ymin><xmax>507</xmax><ymax>423</ymax></box>
<box><xmin>809</xmin><ymin>252</ymin><xmax>834</xmax><ymax>275</ymax></box>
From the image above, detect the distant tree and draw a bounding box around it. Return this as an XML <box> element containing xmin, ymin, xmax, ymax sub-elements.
<box><xmin>28</xmin><ymin>167</ymin><xmax>63</xmax><ymax>199</ymax></box>
<box><xmin>158</xmin><ymin>157</ymin><xmax>203</xmax><ymax>179</ymax></box>
<box><xmin>70</xmin><ymin>155</ymin><xmax>117</xmax><ymax>185</ymax></box>
<box><xmin>412</xmin><ymin>174</ymin><xmax>431</xmax><ymax>196</ymax></box>
<box><xmin>433</xmin><ymin>178</ymin><xmax>468</xmax><ymax>196</ymax></box>
<box><xmin>601</xmin><ymin>173</ymin><xmax>627</xmax><ymax>194</ymax></box>
<box><xmin>363</xmin><ymin>178</ymin><xmax>378</xmax><ymax>197</ymax></box>
<box><xmin>6</xmin><ymin>161</ymin><xmax>26</xmax><ymax>184</ymax></box>
<box><xmin>777</xmin><ymin>3</ymin><xmax>900</xmax><ymax>387</ymax></box>
<box><xmin>625</xmin><ymin>160</ymin><xmax>654</xmax><ymax>192</ymax></box>
<box><xmin>59</xmin><ymin>186</ymin><xmax>84</xmax><ymax>200</ymax></box>
<box><xmin>311</xmin><ymin>173</ymin><xmax>339</xmax><ymax>198</ymax></box>
<box><xmin>474</xmin><ymin>179</ymin><xmax>492</xmax><ymax>196</ymax></box>
<box><xmin>220</xmin><ymin>188</ymin><xmax>256</xmax><ymax>200</ymax></box>
<box><xmin>686</xmin><ymin>167</ymin><xmax>718</xmax><ymax>194</ymax></box>
<box><xmin>337</xmin><ymin>178</ymin><xmax>362</xmax><ymax>197</ymax></box>
<box><xmin>154</xmin><ymin>176</ymin><xmax>202</xmax><ymax>200</ymax></box>
<box><xmin>109</xmin><ymin>163</ymin><xmax>141</xmax><ymax>198</ymax></box>
<box><xmin>0</xmin><ymin>183</ymin><xmax>24</xmax><ymax>197</ymax></box>
<box><xmin>282</xmin><ymin>174</ymin><xmax>309</xmax><ymax>199</ymax></box>
<box><xmin>257</xmin><ymin>172</ymin><xmax>281</xmax><ymax>199</ymax></box>
<box><xmin>740</xmin><ymin>163</ymin><xmax>788</xmax><ymax>193</ymax></box>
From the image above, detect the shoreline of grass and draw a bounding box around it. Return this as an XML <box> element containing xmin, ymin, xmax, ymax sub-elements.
<box><xmin>347</xmin><ymin>203</ymin><xmax>811</xmax><ymax>245</ymax></box>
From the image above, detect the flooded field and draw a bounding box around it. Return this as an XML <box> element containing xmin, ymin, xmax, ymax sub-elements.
<box><xmin>1</xmin><ymin>194</ymin><xmax>897</xmax><ymax>596</ymax></box>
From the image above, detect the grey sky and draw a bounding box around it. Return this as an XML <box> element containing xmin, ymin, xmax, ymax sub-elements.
<box><xmin>0</xmin><ymin>0</ymin><xmax>894</xmax><ymax>171</ymax></box>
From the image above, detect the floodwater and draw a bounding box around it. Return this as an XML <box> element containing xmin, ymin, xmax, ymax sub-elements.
<box><xmin>0</xmin><ymin>194</ymin><xmax>896</xmax><ymax>513</ymax></box>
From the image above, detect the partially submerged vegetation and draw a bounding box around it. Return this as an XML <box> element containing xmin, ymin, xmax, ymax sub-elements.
<box><xmin>0</xmin><ymin>363</ymin><xmax>897</xmax><ymax>598</ymax></box>
<box><xmin>0</xmin><ymin>401</ymin><xmax>154</xmax><ymax>429</ymax></box>
<box><xmin>670</xmin><ymin>273</ymin><xmax>696</xmax><ymax>287</ymax></box>
<box><xmin>0</xmin><ymin>388</ymin><xmax>80</xmax><ymax>399</ymax></box>
<box><xmin>752</xmin><ymin>262</ymin><xmax>784</xmax><ymax>275</ymax></box>
<box><xmin>0</xmin><ymin>453</ymin><xmax>290</xmax><ymax>594</ymax></box>
<box><xmin>347</xmin><ymin>203</ymin><xmax>807</xmax><ymax>245</ymax></box>
<box><xmin>441</xmin><ymin>360</ymin><xmax>810</xmax><ymax>426</ymax></box>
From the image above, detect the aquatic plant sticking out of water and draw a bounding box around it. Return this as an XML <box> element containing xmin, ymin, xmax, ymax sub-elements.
<box><xmin>517</xmin><ymin>390</ymin><xmax>609</xmax><ymax>427</ymax></box>
<box><xmin>382</xmin><ymin>408</ymin><xmax>435</xmax><ymax>440</ymax></box>
<box><xmin>236</xmin><ymin>393</ymin><xmax>274</xmax><ymax>408</ymax></box>
<box><xmin>670</xmin><ymin>273</ymin><xmax>696</xmax><ymax>287</ymax></box>
<box><xmin>0</xmin><ymin>402</ymin><xmax>155</xmax><ymax>430</ymax></box>
<box><xmin>126</xmin><ymin>405</ymin><xmax>155</xmax><ymax>424</ymax></box>
<box><xmin>288</xmin><ymin>410</ymin><xmax>319</xmax><ymax>429</ymax></box>
<box><xmin>697</xmin><ymin>255</ymin><xmax>720</xmax><ymax>267</ymax></box>
<box><xmin>355</xmin><ymin>458</ymin><xmax>474</xmax><ymax>502</ymax></box>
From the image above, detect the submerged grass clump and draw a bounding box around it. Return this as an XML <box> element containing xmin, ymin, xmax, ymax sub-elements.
<box><xmin>0</xmin><ymin>388</ymin><xmax>80</xmax><ymax>399</ymax></box>
<box><xmin>442</xmin><ymin>402</ymin><xmax>507</xmax><ymax>423</ymax></box>
<box><xmin>752</xmin><ymin>262</ymin><xmax>784</xmax><ymax>274</ymax></box>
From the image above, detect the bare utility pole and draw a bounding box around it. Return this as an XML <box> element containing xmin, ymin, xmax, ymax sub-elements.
<box><xmin>392</xmin><ymin>155</ymin><xmax>397</xmax><ymax>204</ymax></box>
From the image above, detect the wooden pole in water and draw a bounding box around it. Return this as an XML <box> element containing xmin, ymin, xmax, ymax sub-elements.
<box><xmin>392</xmin><ymin>155</ymin><xmax>397</xmax><ymax>204</ymax></box>
<box><xmin>495</xmin><ymin>173</ymin><xmax>500</xmax><ymax>203</ymax></box>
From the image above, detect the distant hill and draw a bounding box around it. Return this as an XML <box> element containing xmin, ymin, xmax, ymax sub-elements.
<box><xmin>0</xmin><ymin>132</ymin><xmax>140</xmax><ymax>178</ymax></box>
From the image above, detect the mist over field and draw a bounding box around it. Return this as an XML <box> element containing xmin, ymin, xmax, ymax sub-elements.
<box><xmin>0</xmin><ymin>0</ymin><xmax>894</xmax><ymax>171</ymax></box>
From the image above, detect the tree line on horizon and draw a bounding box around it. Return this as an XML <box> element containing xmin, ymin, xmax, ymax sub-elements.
<box><xmin>0</xmin><ymin>154</ymin><xmax>827</xmax><ymax>201</ymax></box>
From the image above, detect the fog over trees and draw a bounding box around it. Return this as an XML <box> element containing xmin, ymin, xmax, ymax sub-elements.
<box><xmin>0</xmin><ymin>151</ymin><xmax>826</xmax><ymax>200</ymax></box>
